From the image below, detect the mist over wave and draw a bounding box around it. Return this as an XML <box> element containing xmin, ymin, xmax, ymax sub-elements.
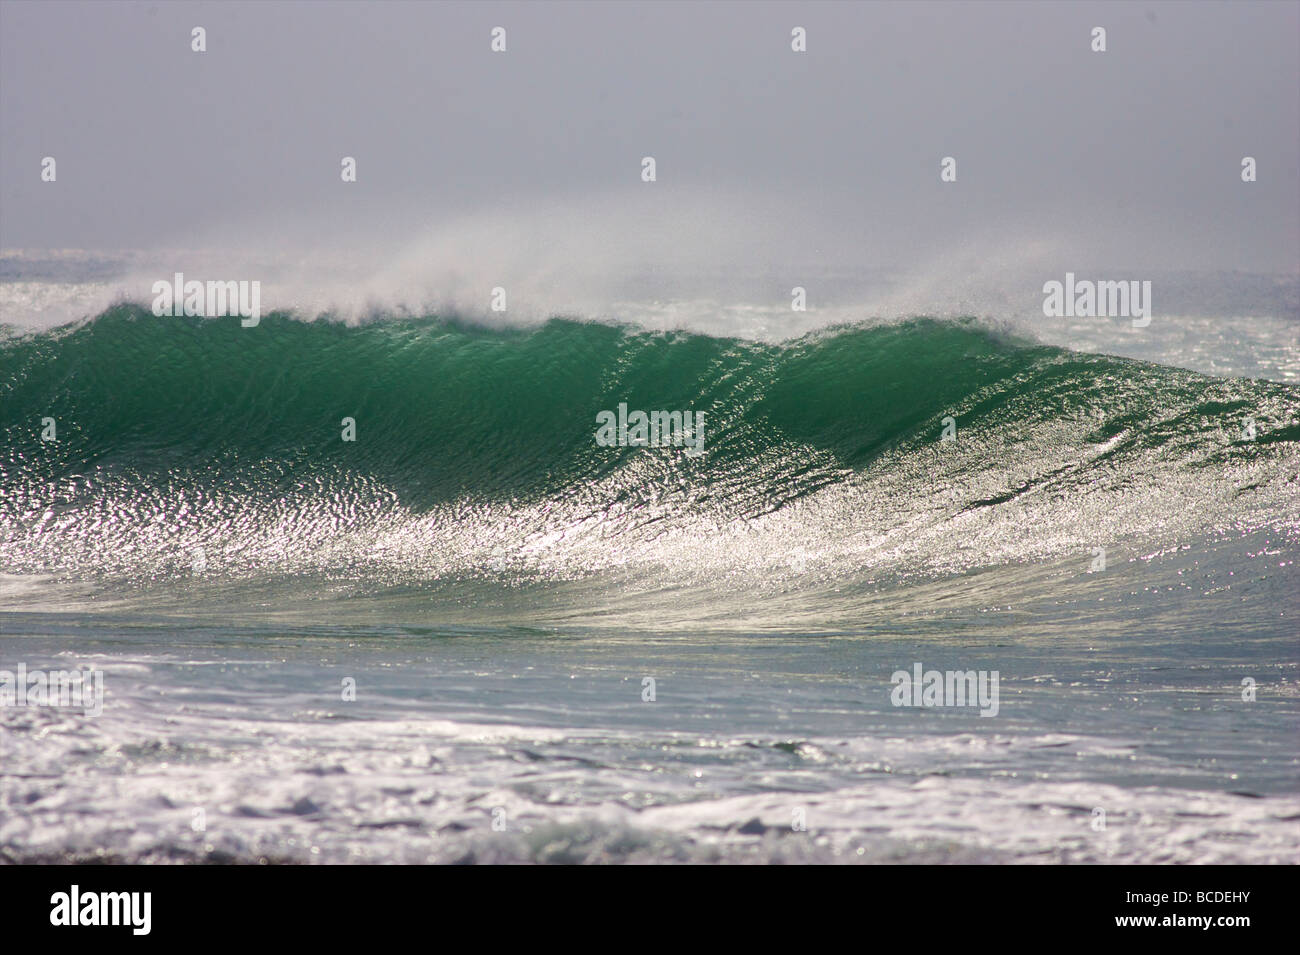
<box><xmin>3</xmin><ymin>234</ymin><xmax>1297</xmax><ymax>385</ymax></box>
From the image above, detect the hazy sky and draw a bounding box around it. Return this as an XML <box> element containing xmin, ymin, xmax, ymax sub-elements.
<box><xmin>2</xmin><ymin>0</ymin><xmax>1298</xmax><ymax>279</ymax></box>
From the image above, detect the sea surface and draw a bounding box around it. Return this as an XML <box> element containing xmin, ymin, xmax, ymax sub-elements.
<box><xmin>1</xmin><ymin>262</ymin><xmax>1297</xmax><ymax>864</ymax></box>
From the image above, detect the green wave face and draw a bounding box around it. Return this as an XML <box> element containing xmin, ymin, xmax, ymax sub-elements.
<box><xmin>2</xmin><ymin>307</ymin><xmax>1298</xmax><ymax>603</ymax></box>
<box><xmin>2</xmin><ymin>308</ymin><xmax>1037</xmax><ymax>497</ymax></box>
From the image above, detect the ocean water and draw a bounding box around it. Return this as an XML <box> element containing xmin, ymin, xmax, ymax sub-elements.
<box><xmin>1</xmin><ymin>268</ymin><xmax>1298</xmax><ymax>864</ymax></box>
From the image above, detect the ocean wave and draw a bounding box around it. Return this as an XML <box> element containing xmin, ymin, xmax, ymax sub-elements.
<box><xmin>1</xmin><ymin>307</ymin><xmax>1297</xmax><ymax>610</ymax></box>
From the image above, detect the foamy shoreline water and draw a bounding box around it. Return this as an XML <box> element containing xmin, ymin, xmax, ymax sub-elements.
<box><xmin>2</xmin><ymin>624</ymin><xmax>1296</xmax><ymax>866</ymax></box>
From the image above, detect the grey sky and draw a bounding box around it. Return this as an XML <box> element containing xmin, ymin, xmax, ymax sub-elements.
<box><xmin>2</xmin><ymin>0</ymin><xmax>1298</xmax><ymax>277</ymax></box>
